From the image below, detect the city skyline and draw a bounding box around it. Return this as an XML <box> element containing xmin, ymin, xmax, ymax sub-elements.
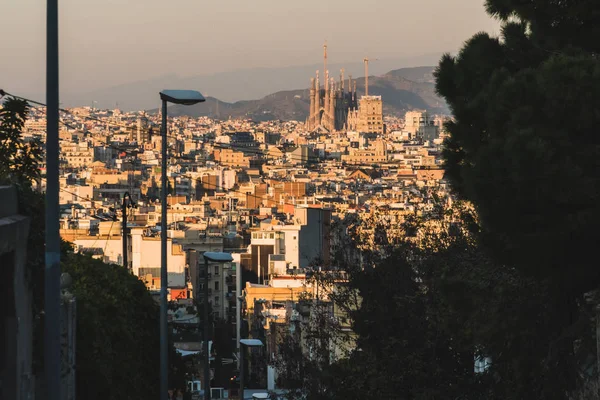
<box><xmin>2</xmin><ymin>0</ymin><xmax>499</xmax><ymax>104</ymax></box>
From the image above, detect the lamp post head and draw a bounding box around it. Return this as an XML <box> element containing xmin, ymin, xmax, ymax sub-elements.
<box><xmin>240</xmin><ymin>339</ymin><xmax>264</xmax><ymax>347</ymax></box>
<box><xmin>160</xmin><ymin>90</ymin><xmax>205</xmax><ymax>105</ymax></box>
<box><xmin>203</xmin><ymin>252</ymin><xmax>233</xmax><ymax>263</ymax></box>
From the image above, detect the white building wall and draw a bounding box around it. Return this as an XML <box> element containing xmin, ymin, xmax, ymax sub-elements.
<box><xmin>221</xmin><ymin>169</ymin><xmax>237</xmax><ymax>190</ymax></box>
<box><xmin>133</xmin><ymin>231</ymin><xmax>186</xmax><ymax>287</ymax></box>
<box><xmin>278</xmin><ymin>227</ymin><xmax>300</xmax><ymax>268</ymax></box>
<box><xmin>73</xmin><ymin>237</ymin><xmax>123</xmax><ymax>265</ymax></box>
<box><xmin>75</xmin><ymin>228</ymin><xmax>186</xmax><ymax>287</ymax></box>
<box><xmin>270</xmin><ymin>277</ymin><xmax>306</xmax><ymax>288</ymax></box>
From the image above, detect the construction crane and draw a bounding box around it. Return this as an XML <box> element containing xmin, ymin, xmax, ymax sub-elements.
<box><xmin>363</xmin><ymin>57</ymin><xmax>378</xmax><ymax>96</ymax></box>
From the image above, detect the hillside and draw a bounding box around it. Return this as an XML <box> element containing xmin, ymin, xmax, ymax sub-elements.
<box><xmin>385</xmin><ymin>66</ymin><xmax>436</xmax><ymax>83</ymax></box>
<box><xmin>160</xmin><ymin>66</ymin><xmax>448</xmax><ymax>121</ymax></box>
<box><xmin>62</xmin><ymin>54</ymin><xmax>444</xmax><ymax>110</ymax></box>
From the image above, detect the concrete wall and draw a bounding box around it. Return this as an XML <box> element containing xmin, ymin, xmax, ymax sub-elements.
<box><xmin>0</xmin><ymin>186</ymin><xmax>33</xmax><ymax>400</ymax></box>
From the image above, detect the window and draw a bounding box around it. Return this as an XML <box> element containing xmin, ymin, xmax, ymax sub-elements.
<box><xmin>214</xmin><ymin>265</ymin><xmax>219</xmax><ymax>275</ymax></box>
<box><xmin>214</xmin><ymin>281</ymin><xmax>219</xmax><ymax>291</ymax></box>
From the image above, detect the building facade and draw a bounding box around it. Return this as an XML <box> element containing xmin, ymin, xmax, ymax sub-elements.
<box><xmin>306</xmin><ymin>70</ymin><xmax>358</xmax><ymax>132</ymax></box>
<box><xmin>347</xmin><ymin>95</ymin><xmax>385</xmax><ymax>134</ymax></box>
<box><xmin>404</xmin><ymin>110</ymin><xmax>439</xmax><ymax>141</ymax></box>
<box><xmin>305</xmin><ymin>44</ymin><xmax>358</xmax><ymax>132</ymax></box>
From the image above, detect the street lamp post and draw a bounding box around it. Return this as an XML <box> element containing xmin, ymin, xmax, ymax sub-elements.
<box><xmin>202</xmin><ymin>252</ymin><xmax>234</xmax><ymax>400</ymax></box>
<box><xmin>239</xmin><ymin>339</ymin><xmax>264</xmax><ymax>400</ymax></box>
<box><xmin>45</xmin><ymin>0</ymin><xmax>62</xmax><ymax>397</ymax></box>
<box><xmin>159</xmin><ymin>90</ymin><xmax>205</xmax><ymax>400</ymax></box>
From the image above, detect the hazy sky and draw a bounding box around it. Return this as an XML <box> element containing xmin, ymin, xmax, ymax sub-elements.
<box><xmin>1</xmin><ymin>0</ymin><xmax>499</xmax><ymax>99</ymax></box>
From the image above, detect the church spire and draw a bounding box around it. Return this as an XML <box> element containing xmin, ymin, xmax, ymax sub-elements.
<box><xmin>323</xmin><ymin>40</ymin><xmax>328</xmax><ymax>79</ymax></box>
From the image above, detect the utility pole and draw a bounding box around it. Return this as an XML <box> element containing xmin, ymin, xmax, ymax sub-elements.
<box><xmin>46</xmin><ymin>0</ymin><xmax>61</xmax><ymax>399</ymax></box>
<box><xmin>596</xmin><ymin>303</ymin><xmax>600</xmax><ymax>387</ymax></box>
<box><xmin>122</xmin><ymin>192</ymin><xmax>137</xmax><ymax>271</ymax></box>
<box><xmin>122</xmin><ymin>195</ymin><xmax>128</xmax><ymax>270</ymax></box>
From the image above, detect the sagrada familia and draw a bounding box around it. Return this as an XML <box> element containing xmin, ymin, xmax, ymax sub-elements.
<box><xmin>305</xmin><ymin>43</ymin><xmax>359</xmax><ymax>132</ymax></box>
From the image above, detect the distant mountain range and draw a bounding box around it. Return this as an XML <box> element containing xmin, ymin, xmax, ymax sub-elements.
<box><xmin>157</xmin><ymin>66</ymin><xmax>447</xmax><ymax>121</ymax></box>
<box><xmin>61</xmin><ymin>53</ymin><xmax>445</xmax><ymax>111</ymax></box>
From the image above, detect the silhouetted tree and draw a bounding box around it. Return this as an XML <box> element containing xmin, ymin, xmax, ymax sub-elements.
<box><xmin>435</xmin><ymin>0</ymin><xmax>600</xmax><ymax>396</ymax></box>
<box><xmin>0</xmin><ymin>96</ymin><xmax>42</xmax><ymax>187</ymax></box>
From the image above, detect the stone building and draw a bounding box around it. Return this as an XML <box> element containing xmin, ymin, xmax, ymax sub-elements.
<box><xmin>306</xmin><ymin>44</ymin><xmax>358</xmax><ymax>132</ymax></box>
<box><xmin>305</xmin><ymin>44</ymin><xmax>385</xmax><ymax>134</ymax></box>
<box><xmin>347</xmin><ymin>95</ymin><xmax>384</xmax><ymax>134</ymax></box>
<box><xmin>306</xmin><ymin>71</ymin><xmax>358</xmax><ymax>132</ymax></box>
<box><xmin>403</xmin><ymin>110</ymin><xmax>439</xmax><ymax>141</ymax></box>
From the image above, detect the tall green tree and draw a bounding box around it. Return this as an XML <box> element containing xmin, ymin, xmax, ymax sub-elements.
<box><xmin>276</xmin><ymin>204</ymin><xmax>493</xmax><ymax>400</ymax></box>
<box><xmin>62</xmin><ymin>252</ymin><xmax>161</xmax><ymax>400</ymax></box>
<box><xmin>322</xmin><ymin>205</ymin><xmax>487</xmax><ymax>400</ymax></box>
<box><xmin>0</xmin><ymin>96</ymin><xmax>43</xmax><ymax>187</ymax></box>
<box><xmin>435</xmin><ymin>0</ymin><xmax>600</xmax><ymax>396</ymax></box>
<box><xmin>1</xmin><ymin>96</ymin><xmax>46</xmax><ymax>373</ymax></box>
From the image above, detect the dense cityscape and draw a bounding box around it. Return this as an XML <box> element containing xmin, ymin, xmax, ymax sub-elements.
<box><xmin>3</xmin><ymin>1</ymin><xmax>600</xmax><ymax>400</ymax></box>
<box><xmin>20</xmin><ymin>52</ymin><xmax>450</xmax><ymax>397</ymax></box>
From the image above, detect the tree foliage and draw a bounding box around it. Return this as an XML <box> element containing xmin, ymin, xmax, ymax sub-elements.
<box><xmin>0</xmin><ymin>96</ymin><xmax>42</xmax><ymax>187</ymax></box>
<box><xmin>434</xmin><ymin>0</ymin><xmax>600</xmax><ymax>397</ymax></box>
<box><xmin>1</xmin><ymin>96</ymin><xmax>47</xmax><ymax>373</ymax></box>
<box><xmin>320</xmin><ymin>206</ymin><xmax>486</xmax><ymax>400</ymax></box>
<box><xmin>301</xmin><ymin>195</ymin><xmax>596</xmax><ymax>399</ymax></box>
<box><xmin>435</xmin><ymin>0</ymin><xmax>600</xmax><ymax>288</ymax></box>
<box><xmin>274</xmin><ymin>299</ymin><xmax>345</xmax><ymax>400</ymax></box>
<box><xmin>62</xmin><ymin>252</ymin><xmax>161</xmax><ymax>400</ymax></box>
